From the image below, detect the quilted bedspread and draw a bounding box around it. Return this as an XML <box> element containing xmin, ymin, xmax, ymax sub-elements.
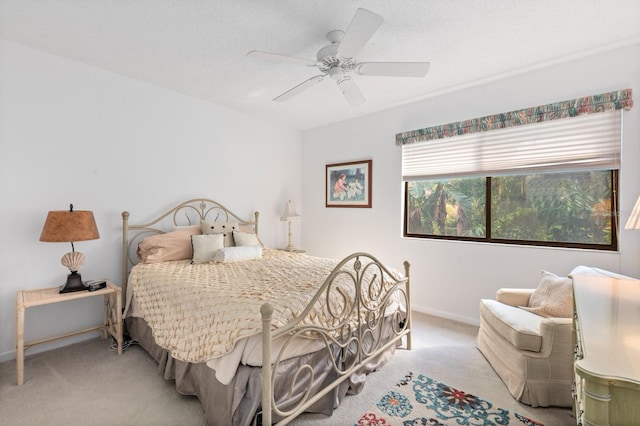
<box><xmin>129</xmin><ymin>249</ymin><xmax>364</xmax><ymax>363</ymax></box>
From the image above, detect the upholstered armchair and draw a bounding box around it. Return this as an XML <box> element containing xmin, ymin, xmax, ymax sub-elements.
<box><xmin>476</xmin><ymin>272</ymin><xmax>574</xmax><ymax>408</ymax></box>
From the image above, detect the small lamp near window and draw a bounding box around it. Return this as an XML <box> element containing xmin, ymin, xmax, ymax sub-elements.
<box><xmin>280</xmin><ymin>200</ymin><xmax>300</xmax><ymax>252</ymax></box>
<box><xmin>625</xmin><ymin>195</ymin><xmax>640</xmax><ymax>231</ymax></box>
<box><xmin>39</xmin><ymin>204</ymin><xmax>100</xmax><ymax>293</ymax></box>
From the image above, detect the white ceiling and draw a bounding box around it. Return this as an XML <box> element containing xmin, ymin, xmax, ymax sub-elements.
<box><xmin>1</xmin><ymin>1</ymin><xmax>640</xmax><ymax>130</ymax></box>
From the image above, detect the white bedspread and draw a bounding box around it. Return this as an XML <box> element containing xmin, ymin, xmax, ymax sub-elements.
<box><xmin>128</xmin><ymin>248</ymin><xmax>342</xmax><ymax>357</ymax></box>
<box><xmin>125</xmin><ymin>249</ymin><xmax>403</xmax><ymax>384</ymax></box>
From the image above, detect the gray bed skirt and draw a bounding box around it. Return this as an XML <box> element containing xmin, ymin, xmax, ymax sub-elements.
<box><xmin>125</xmin><ymin>317</ymin><xmax>399</xmax><ymax>426</ymax></box>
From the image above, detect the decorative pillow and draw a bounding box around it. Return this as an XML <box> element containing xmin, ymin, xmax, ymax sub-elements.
<box><xmin>191</xmin><ymin>234</ymin><xmax>225</xmax><ymax>264</ymax></box>
<box><xmin>238</xmin><ymin>224</ymin><xmax>255</xmax><ymax>234</ymax></box>
<box><xmin>520</xmin><ymin>270</ymin><xmax>573</xmax><ymax>318</ymax></box>
<box><xmin>201</xmin><ymin>220</ymin><xmax>238</xmax><ymax>247</ymax></box>
<box><xmin>232</xmin><ymin>230</ymin><xmax>259</xmax><ymax>246</ymax></box>
<box><xmin>137</xmin><ymin>230</ymin><xmax>196</xmax><ymax>263</ymax></box>
<box><xmin>212</xmin><ymin>245</ymin><xmax>263</xmax><ymax>263</ymax></box>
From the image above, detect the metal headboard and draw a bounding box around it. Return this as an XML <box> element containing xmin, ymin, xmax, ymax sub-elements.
<box><xmin>121</xmin><ymin>198</ymin><xmax>260</xmax><ymax>306</ymax></box>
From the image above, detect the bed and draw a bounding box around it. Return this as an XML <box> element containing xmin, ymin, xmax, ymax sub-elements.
<box><xmin>121</xmin><ymin>198</ymin><xmax>411</xmax><ymax>425</ymax></box>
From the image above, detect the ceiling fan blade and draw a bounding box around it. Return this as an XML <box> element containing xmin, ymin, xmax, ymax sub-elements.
<box><xmin>247</xmin><ymin>50</ymin><xmax>316</xmax><ymax>67</ymax></box>
<box><xmin>356</xmin><ymin>62</ymin><xmax>431</xmax><ymax>77</ymax></box>
<box><xmin>274</xmin><ymin>75</ymin><xmax>325</xmax><ymax>102</ymax></box>
<box><xmin>337</xmin><ymin>77</ymin><xmax>365</xmax><ymax>106</ymax></box>
<box><xmin>337</xmin><ymin>8</ymin><xmax>384</xmax><ymax>60</ymax></box>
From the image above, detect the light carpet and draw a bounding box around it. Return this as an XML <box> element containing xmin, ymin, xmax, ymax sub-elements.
<box><xmin>0</xmin><ymin>312</ymin><xmax>575</xmax><ymax>425</ymax></box>
<box><xmin>356</xmin><ymin>372</ymin><xmax>544</xmax><ymax>426</ymax></box>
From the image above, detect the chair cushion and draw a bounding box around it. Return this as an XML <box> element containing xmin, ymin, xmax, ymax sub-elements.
<box><xmin>479</xmin><ymin>299</ymin><xmax>543</xmax><ymax>352</ymax></box>
<box><xmin>520</xmin><ymin>270</ymin><xmax>573</xmax><ymax>318</ymax></box>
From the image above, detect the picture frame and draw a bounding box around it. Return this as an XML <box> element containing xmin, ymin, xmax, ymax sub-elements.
<box><xmin>326</xmin><ymin>160</ymin><xmax>372</xmax><ymax>208</ymax></box>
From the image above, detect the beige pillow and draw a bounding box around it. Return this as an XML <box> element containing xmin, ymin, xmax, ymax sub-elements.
<box><xmin>520</xmin><ymin>270</ymin><xmax>573</xmax><ymax>318</ymax></box>
<box><xmin>232</xmin><ymin>230</ymin><xmax>259</xmax><ymax>246</ymax></box>
<box><xmin>137</xmin><ymin>229</ymin><xmax>197</xmax><ymax>263</ymax></box>
<box><xmin>238</xmin><ymin>224</ymin><xmax>255</xmax><ymax>233</ymax></box>
<box><xmin>191</xmin><ymin>234</ymin><xmax>225</xmax><ymax>264</ymax></box>
<box><xmin>174</xmin><ymin>225</ymin><xmax>202</xmax><ymax>234</ymax></box>
<box><xmin>201</xmin><ymin>220</ymin><xmax>238</xmax><ymax>247</ymax></box>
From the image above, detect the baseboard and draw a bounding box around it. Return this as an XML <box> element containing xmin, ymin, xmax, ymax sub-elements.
<box><xmin>0</xmin><ymin>332</ymin><xmax>101</xmax><ymax>363</ymax></box>
<box><xmin>411</xmin><ymin>305</ymin><xmax>480</xmax><ymax>327</ymax></box>
<box><xmin>0</xmin><ymin>349</ymin><xmax>14</xmax><ymax>363</ymax></box>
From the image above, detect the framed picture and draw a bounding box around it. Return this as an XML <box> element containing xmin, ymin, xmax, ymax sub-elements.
<box><xmin>326</xmin><ymin>160</ymin><xmax>372</xmax><ymax>208</ymax></box>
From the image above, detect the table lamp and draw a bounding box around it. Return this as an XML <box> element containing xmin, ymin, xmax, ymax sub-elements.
<box><xmin>280</xmin><ymin>200</ymin><xmax>300</xmax><ymax>252</ymax></box>
<box><xmin>39</xmin><ymin>204</ymin><xmax>100</xmax><ymax>293</ymax></box>
<box><xmin>625</xmin><ymin>195</ymin><xmax>640</xmax><ymax>231</ymax></box>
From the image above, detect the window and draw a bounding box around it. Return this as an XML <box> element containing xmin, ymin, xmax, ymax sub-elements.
<box><xmin>406</xmin><ymin>177</ymin><xmax>486</xmax><ymax>238</ymax></box>
<box><xmin>405</xmin><ymin>170</ymin><xmax>617</xmax><ymax>249</ymax></box>
<box><xmin>401</xmin><ymin>109</ymin><xmax>622</xmax><ymax>250</ymax></box>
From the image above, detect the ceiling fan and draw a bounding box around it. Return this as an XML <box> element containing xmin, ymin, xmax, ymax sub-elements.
<box><xmin>247</xmin><ymin>8</ymin><xmax>430</xmax><ymax>106</ymax></box>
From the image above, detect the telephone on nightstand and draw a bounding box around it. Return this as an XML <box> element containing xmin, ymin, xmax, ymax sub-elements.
<box><xmin>85</xmin><ymin>279</ymin><xmax>107</xmax><ymax>291</ymax></box>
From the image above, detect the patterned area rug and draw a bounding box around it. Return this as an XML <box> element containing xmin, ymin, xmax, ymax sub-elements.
<box><xmin>356</xmin><ymin>372</ymin><xmax>544</xmax><ymax>426</ymax></box>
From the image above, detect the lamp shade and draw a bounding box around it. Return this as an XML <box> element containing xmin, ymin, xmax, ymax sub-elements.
<box><xmin>280</xmin><ymin>200</ymin><xmax>300</xmax><ymax>221</ymax></box>
<box><xmin>625</xmin><ymin>196</ymin><xmax>640</xmax><ymax>230</ymax></box>
<box><xmin>40</xmin><ymin>209</ymin><xmax>100</xmax><ymax>242</ymax></box>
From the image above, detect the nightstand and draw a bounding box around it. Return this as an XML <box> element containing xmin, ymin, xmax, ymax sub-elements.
<box><xmin>15</xmin><ymin>281</ymin><xmax>123</xmax><ymax>385</ymax></box>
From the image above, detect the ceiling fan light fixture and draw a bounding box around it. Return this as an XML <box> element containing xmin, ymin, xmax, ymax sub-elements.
<box><xmin>329</xmin><ymin>67</ymin><xmax>343</xmax><ymax>81</ymax></box>
<box><xmin>248</xmin><ymin>8</ymin><xmax>431</xmax><ymax>105</ymax></box>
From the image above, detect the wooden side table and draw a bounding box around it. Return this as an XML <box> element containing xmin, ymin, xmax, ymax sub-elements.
<box><xmin>16</xmin><ymin>281</ymin><xmax>123</xmax><ymax>385</ymax></box>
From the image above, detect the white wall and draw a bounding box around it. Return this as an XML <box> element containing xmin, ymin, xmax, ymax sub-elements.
<box><xmin>2</xmin><ymin>38</ymin><xmax>638</xmax><ymax>364</ymax></box>
<box><xmin>301</xmin><ymin>43</ymin><xmax>640</xmax><ymax>325</ymax></box>
<box><xmin>0</xmin><ymin>40</ymin><xmax>303</xmax><ymax>361</ymax></box>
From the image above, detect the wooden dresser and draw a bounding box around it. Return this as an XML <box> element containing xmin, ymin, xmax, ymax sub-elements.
<box><xmin>570</xmin><ymin>266</ymin><xmax>640</xmax><ymax>425</ymax></box>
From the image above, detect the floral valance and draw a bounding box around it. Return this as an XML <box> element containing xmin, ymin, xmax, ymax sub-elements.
<box><xmin>395</xmin><ymin>88</ymin><xmax>633</xmax><ymax>146</ymax></box>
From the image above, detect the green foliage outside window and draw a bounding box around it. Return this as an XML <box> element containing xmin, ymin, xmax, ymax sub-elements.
<box><xmin>406</xmin><ymin>178</ymin><xmax>486</xmax><ymax>237</ymax></box>
<box><xmin>405</xmin><ymin>170</ymin><xmax>616</xmax><ymax>249</ymax></box>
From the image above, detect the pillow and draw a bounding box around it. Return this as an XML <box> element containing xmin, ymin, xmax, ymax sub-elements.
<box><xmin>232</xmin><ymin>230</ymin><xmax>259</xmax><ymax>246</ymax></box>
<box><xmin>137</xmin><ymin>230</ymin><xmax>195</xmax><ymax>263</ymax></box>
<box><xmin>191</xmin><ymin>234</ymin><xmax>225</xmax><ymax>264</ymax></box>
<box><xmin>174</xmin><ymin>225</ymin><xmax>202</xmax><ymax>234</ymax></box>
<box><xmin>238</xmin><ymin>224</ymin><xmax>255</xmax><ymax>233</ymax></box>
<box><xmin>212</xmin><ymin>245</ymin><xmax>263</xmax><ymax>263</ymax></box>
<box><xmin>201</xmin><ymin>220</ymin><xmax>238</xmax><ymax>247</ymax></box>
<box><xmin>520</xmin><ymin>270</ymin><xmax>573</xmax><ymax>318</ymax></box>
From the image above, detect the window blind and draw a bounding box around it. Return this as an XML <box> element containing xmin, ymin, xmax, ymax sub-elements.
<box><xmin>402</xmin><ymin>110</ymin><xmax>622</xmax><ymax>181</ymax></box>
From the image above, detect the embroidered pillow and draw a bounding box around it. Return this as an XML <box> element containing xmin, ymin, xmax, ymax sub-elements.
<box><xmin>520</xmin><ymin>270</ymin><xmax>573</xmax><ymax>318</ymax></box>
<box><xmin>201</xmin><ymin>220</ymin><xmax>238</xmax><ymax>247</ymax></box>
